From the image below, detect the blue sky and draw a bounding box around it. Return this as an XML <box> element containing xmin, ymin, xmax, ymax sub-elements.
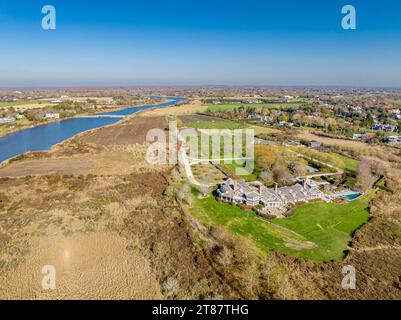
<box><xmin>0</xmin><ymin>0</ymin><xmax>401</xmax><ymax>87</ymax></box>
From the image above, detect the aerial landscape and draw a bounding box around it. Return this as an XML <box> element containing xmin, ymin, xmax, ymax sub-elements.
<box><xmin>0</xmin><ymin>1</ymin><xmax>401</xmax><ymax>303</ymax></box>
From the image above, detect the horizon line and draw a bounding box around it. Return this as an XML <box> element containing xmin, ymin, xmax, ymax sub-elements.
<box><xmin>1</xmin><ymin>84</ymin><xmax>401</xmax><ymax>91</ymax></box>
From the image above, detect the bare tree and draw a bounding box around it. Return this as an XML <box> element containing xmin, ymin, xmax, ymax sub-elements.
<box><xmin>356</xmin><ymin>157</ymin><xmax>376</xmax><ymax>191</ymax></box>
<box><xmin>273</xmin><ymin>163</ymin><xmax>293</xmax><ymax>186</ymax></box>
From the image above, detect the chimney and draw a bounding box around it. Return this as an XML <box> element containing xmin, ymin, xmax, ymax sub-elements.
<box><xmin>303</xmin><ymin>179</ymin><xmax>307</xmax><ymax>189</ymax></box>
<box><xmin>234</xmin><ymin>179</ymin><xmax>237</xmax><ymax>192</ymax></box>
<box><xmin>275</xmin><ymin>183</ymin><xmax>278</xmax><ymax>193</ymax></box>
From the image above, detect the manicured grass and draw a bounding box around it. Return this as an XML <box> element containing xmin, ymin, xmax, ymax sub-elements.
<box><xmin>185</xmin><ymin>119</ymin><xmax>248</xmax><ymax>130</ymax></box>
<box><xmin>191</xmin><ymin>191</ymin><xmax>373</xmax><ymax>262</ymax></box>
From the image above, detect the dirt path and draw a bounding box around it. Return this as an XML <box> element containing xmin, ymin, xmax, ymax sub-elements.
<box><xmin>349</xmin><ymin>244</ymin><xmax>401</xmax><ymax>252</ymax></box>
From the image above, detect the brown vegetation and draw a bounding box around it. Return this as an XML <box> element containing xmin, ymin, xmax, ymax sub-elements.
<box><xmin>0</xmin><ymin>113</ymin><xmax>400</xmax><ymax>299</ymax></box>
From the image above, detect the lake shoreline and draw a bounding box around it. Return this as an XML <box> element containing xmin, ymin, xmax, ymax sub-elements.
<box><xmin>0</xmin><ymin>99</ymin><xmax>172</xmax><ymax>139</ymax></box>
<box><xmin>0</xmin><ymin>97</ymin><xmax>184</xmax><ymax>165</ymax></box>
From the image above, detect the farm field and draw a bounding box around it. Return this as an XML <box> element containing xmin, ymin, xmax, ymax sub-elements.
<box><xmin>190</xmin><ymin>190</ymin><xmax>373</xmax><ymax>262</ymax></box>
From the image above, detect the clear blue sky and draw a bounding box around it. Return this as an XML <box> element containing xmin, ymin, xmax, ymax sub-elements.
<box><xmin>1</xmin><ymin>0</ymin><xmax>401</xmax><ymax>87</ymax></box>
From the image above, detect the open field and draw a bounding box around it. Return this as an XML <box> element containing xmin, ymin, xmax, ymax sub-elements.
<box><xmin>207</xmin><ymin>103</ymin><xmax>302</xmax><ymax>112</ymax></box>
<box><xmin>190</xmin><ymin>191</ymin><xmax>373</xmax><ymax>262</ymax></box>
<box><xmin>297</xmin><ymin>131</ymin><xmax>368</xmax><ymax>149</ymax></box>
<box><xmin>180</xmin><ymin>114</ymin><xmax>248</xmax><ymax>130</ymax></box>
<box><xmin>0</xmin><ymin>100</ymin><xmax>55</xmax><ymax>109</ymax></box>
<box><xmin>141</xmin><ymin>100</ymin><xmax>207</xmax><ymax>117</ymax></box>
<box><xmin>82</xmin><ymin>116</ymin><xmax>167</xmax><ymax>145</ymax></box>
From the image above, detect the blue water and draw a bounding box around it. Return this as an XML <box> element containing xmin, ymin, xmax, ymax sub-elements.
<box><xmin>0</xmin><ymin>97</ymin><xmax>185</xmax><ymax>163</ymax></box>
<box><xmin>341</xmin><ymin>193</ymin><xmax>363</xmax><ymax>201</ymax></box>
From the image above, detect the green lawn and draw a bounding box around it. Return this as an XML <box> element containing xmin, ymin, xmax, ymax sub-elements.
<box><xmin>207</xmin><ymin>103</ymin><xmax>302</xmax><ymax>112</ymax></box>
<box><xmin>331</xmin><ymin>153</ymin><xmax>359</xmax><ymax>174</ymax></box>
<box><xmin>185</xmin><ymin>119</ymin><xmax>248</xmax><ymax>130</ymax></box>
<box><xmin>191</xmin><ymin>190</ymin><xmax>373</xmax><ymax>262</ymax></box>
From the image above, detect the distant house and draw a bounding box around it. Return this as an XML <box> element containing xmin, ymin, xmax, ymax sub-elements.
<box><xmin>348</xmin><ymin>105</ymin><xmax>362</xmax><ymax>113</ymax></box>
<box><xmin>0</xmin><ymin>117</ymin><xmax>16</xmax><ymax>124</ymax></box>
<box><xmin>353</xmin><ymin>133</ymin><xmax>364</xmax><ymax>140</ymax></box>
<box><xmin>278</xmin><ymin>121</ymin><xmax>294</xmax><ymax>127</ymax></box>
<box><xmin>51</xmin><ymin>100</ymin><xmax>63</xmax><ymax>104</ymax></box>
<box><xmin>45</xmin><ymin>113</ymin><xmax>60</xmax><ymax>119</ymax></box>
<box><xmin>372</xmin><ymin>123</ymin><xmax>397</xmax><ymax>132</ymax></box>
<box><xmin>387</xmin><ymin>135</ymin><xmax>401</xmax><ymax>145</ymax></box>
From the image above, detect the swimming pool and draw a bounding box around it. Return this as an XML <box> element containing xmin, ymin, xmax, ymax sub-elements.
<box><xmin>340</xmin><ymin>192</ymin><xmax>363</xmax><ymax>201</ymax></box>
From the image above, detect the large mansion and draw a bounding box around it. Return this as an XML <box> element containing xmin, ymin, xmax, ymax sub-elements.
<box><xmin>216</xmin><ymin>178</ymin><xmax>327</xmax><ymax>211</ymax></box>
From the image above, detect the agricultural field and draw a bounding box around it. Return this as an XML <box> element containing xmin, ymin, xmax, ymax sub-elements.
<box><xmin>190</xmin><ymin>190</ymin><xmax>374</xmax><ymax>262</ymax></box>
